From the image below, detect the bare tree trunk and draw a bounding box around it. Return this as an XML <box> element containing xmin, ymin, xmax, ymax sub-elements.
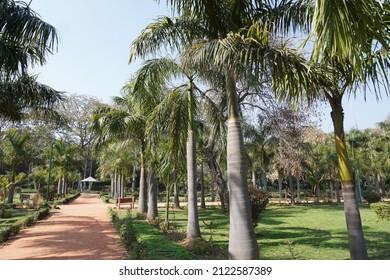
<box><xmin>296</xmin><ymin>176</ymin><xmax>301</xmax><ymax>202</ymax></box>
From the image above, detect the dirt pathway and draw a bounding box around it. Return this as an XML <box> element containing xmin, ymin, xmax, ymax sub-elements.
<box><xmin>0</xmin><ymin>193</ymin><xmax>126</xmax><ymax>260</ymax></box>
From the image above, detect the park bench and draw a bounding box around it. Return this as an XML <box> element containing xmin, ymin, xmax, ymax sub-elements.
<box><xmin>19</xmin><ymin>194</ymin><xmax>31</xmax><ymax>203</ymax></box>
<box><xmin>116</xmin><ymin>197</ymin><xmax>136</xmax><ymax>209</ymax></box>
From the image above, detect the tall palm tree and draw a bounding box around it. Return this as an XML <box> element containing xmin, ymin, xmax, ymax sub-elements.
<box><xmin>304</xmin><ymin>0</ymin><xmax>390</xmax><ymax>259</ymax></box>
<box><xmin>51</xmin><ymin>140</ymin><xmax>82</xmax><ymax>196</ymax></box>
<box><xmin>137</xmin><ymin>57</ymin><xmax>202</xmax><ymax>238</ymax></box>
<box><xmin>91</xmin><ymin>99</ymin><xmax>149</xmax><ymax>214</ymax></box>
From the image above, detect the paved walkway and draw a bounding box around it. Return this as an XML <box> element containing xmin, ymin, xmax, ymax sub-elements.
<box><xmin>0</xmin><ymin>193</ymin><xmax>126</xmax><ymax>260</ymax></box>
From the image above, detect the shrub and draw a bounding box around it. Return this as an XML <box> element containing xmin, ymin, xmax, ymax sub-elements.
<box><xmin>248</xmin><ymin>187</ymin><xmax>270</xmax><ymax>228</ymax></box>
<box><xmin>0</xmin><ymin>208</ymin><xmax>50</xmax><ymax>244</ymax></box>
<box><xmin>38</xmin><ymin>186</ymin><xmax>57</xmax><ymax>202</ymax></box>
<box><xmin>370</xmin><ymin>203</ymin><xmax>390</xmax><ymax>220</ymax></box>
<box><xmin>362</xmin><ymin>191</ymin><xmax>381</xmax><ymax>204</ymax></box>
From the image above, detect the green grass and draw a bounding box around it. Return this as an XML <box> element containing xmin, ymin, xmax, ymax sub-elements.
<box><xmin>115</xmin><ymin>210</ymin><xmax>197</xmax><ymax>260</ymax></box>
<box><xmin>156</xmin><ymin>204</ymin><xmax>390</xmax><ymax>260</ymax></box>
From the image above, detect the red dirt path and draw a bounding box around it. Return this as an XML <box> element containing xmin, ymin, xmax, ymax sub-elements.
<box><xmin>0</xmin><ymin>193</ymin><xmax>126</xmax><ymax>260</ymax></box>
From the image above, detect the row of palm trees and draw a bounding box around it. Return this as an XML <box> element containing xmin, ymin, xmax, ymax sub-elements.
<box><xmin>91</xmin><ymin>0</ymin><xmax>390</xmax><ymax>260</ymax></box>
<box><xmin>0</xmin><ymin>128</ymin><xmax>84</xmax><ymax>202</ymax></box>
<box><xmin>133</xmin><ymin>0</ymin><xmax>390</xmax><ymax>260</ymax></box>
<box><xmin>2</xmin><ymin>0</ymin><xmax>390</xmax><ymax>260</ymax></box>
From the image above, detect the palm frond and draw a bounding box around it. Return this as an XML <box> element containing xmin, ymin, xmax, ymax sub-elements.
<box><xmin>254</xmin><ymin>0</ymin><xmax>313</xmax><ymax>35</ymax></box>
<box><xmin>129</xmin><ymin>15</ymin><xmax>205</xmax><ymax>62</ymax></box>
<box><xmin>0</xmin><ymin>74</ymin><xmax>64</xmax><ymax>121</ymax></box>
<box><xmin>310</xmin><ymin>0</ymin><xmax>389</xmax><ymax>70</ymax></box>
<box><xmin>0</xmin><ymin>0</ymin><xmax>58</xmax><ymax>54</ymax></box>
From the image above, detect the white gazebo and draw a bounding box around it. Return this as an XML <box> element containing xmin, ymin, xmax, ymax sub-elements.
<box><xmin>81</xmin><ymin>176</ymin><xmax>99</xmax><ymax>191</ymax></box>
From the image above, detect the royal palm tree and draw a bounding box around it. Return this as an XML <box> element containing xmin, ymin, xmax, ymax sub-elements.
<box><xmin>91</xmin><ymin>99</ymin><xmax>149</xmax><ymax>214</ymax></box>
<box><xmin>135</xmin><ymin>57</ymin><xmax>202</xmax><ymax>237</ymax></box>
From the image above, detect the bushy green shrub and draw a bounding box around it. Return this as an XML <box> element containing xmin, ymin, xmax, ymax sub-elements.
<box><xmin>362</xmin><ymin>191</ymin><xmax>381</xmax><ymax>204</ymax></box>
<box><xmin>248</xmin><ymin>187</ymin><xmax>270</xmax><ymax>228</ymax></box>
<box><xmin>370</xmin><ymin>203</ymin><xmax>390</xmax><ymax>220</ymax></box>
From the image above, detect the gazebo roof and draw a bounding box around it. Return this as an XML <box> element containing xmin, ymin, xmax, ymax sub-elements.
<box><xmin>81</xmin><ymin>176</ymin><xmax>98</xmax><ymax>182</ymax></box>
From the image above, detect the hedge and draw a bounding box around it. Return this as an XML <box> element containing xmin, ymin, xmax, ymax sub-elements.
<box><xmin>0</xmin><ymin>208</ymin><xmax>50</xmax><ymax>243</ymax></box>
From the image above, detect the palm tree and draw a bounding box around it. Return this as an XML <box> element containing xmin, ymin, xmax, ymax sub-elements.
<box><xmin>51</xmin><ymin>140</ymin><xmax>82</xmax><ymax>196</ymax></box>
<box><xmin>136</xmin><ymin>57</ymin><xmax>202</xmax><ymax>238</ymax></box>
<box><xmin>1</xmin><ymin>0</ymin><xmax>63</xmax><ymax>121</ymax></box>
<box><xmin>305</xmin><ymin>0</ymin><xmax>390</xmax><ymax>259</ymax></box>
<box><xmin>91</xmin><ymin>99</ymin><xmax>149</xmax><ymax>214</ymax></box>
<box><xmin>1</xmin><ymin>128</ymin><xmax>33</xmax><ymax>203</ymax></box>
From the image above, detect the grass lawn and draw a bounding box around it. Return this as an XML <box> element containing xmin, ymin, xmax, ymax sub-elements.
<box><xmin>154</xmin><ymin>204</ymin><xmax>390</xmax><ymax>260</ymax></box>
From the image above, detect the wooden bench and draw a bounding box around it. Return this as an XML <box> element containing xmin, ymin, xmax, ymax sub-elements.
<box><xmin>116</xmin><ymin>197</ymin><xmax>136</xmax><ymax>209</ymax></box>
<box><xmin>19</xmin><ymin>194</ymin><xmax>31</xmax><ymax>202</ymax></box>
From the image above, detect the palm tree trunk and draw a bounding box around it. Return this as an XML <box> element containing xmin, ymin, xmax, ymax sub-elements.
<box><xmin>365</xmin><ymin>173</ymin><xmax>371</xmax><ymax>192</ymax></box>
<box><xmin>147</xmin><ymin>169</ymin><xmax>158</xmax><ymax>220</ymax></box>
<box><xmin>261</xmin><ymin>170</ymin><xmax>267</xmax><ymax>191</ymax></box>
<box><xmin>200</xmin><ymin>162</ymin><xmax>206</xmax><ymax>209</ymax></box>
<box><xmin>329</xmin><ymin>181</ymin><xmax>334</xmax><ymax>201</ymax></box>
<box><xmin>316</xmin><ymin>184</ymin><xmax>321</xmax><ymax>202</ymax></box>
<box><xmin>252</xmin><ymin>170</ymin><xmax>256</xmax><ymax>189</ymax></box>
<box><xmin>173</xmin><ymin>167</ymin><xmax>180</xmax><ymax>208</ymax></box>
<box><xmin>186</xmin><ymin>130</ymin><xmax>201</xmax><ymax>238</ymax></box>
<box><xmin>330</xmin><ymin>97</ymin><xmax>368</xmax><ymax>259</ymax></box>
<box><xmin>226</xmin><ymin>71</ymin><xmax>258</xmax><ymax>259</ymax></box>
<box><xmin>131</xmin><ymin>166</ymin><xmax>137</xmax><ymax>192</ymax></box>
<box><xmin>138</xmin><ymin>151</ymin><xmax>147</xmax><ymax>214</ymax></box>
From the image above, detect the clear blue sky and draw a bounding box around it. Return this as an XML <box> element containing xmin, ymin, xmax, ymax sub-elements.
<box><xmin>30</xmin><ymin>0</ymin><xmax>390</xmax><ymax>133</ymax></box>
